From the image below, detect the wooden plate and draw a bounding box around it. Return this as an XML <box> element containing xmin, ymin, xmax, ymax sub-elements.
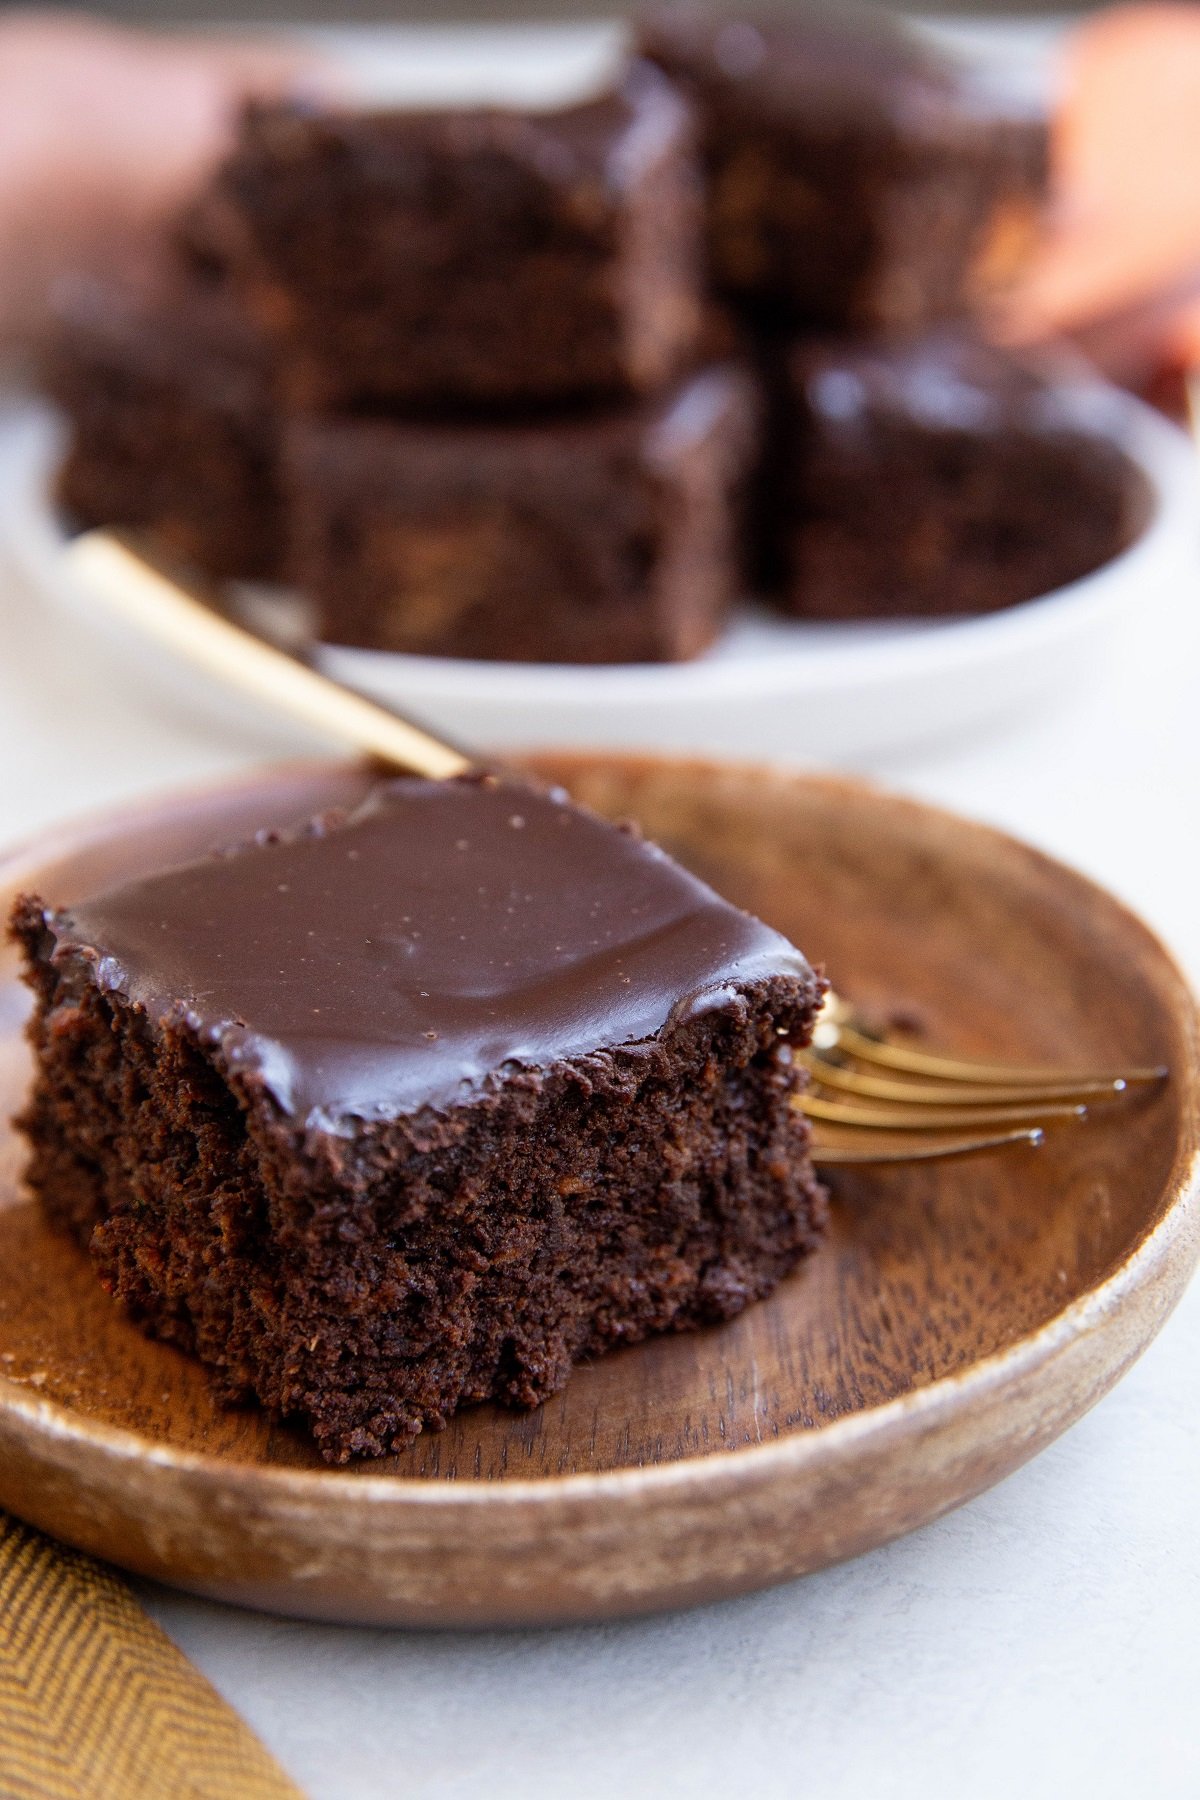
<box><xmin>0</xmin><ymin>754</ymin><xmax>1196</xmax><ymax>1628</ymax></box>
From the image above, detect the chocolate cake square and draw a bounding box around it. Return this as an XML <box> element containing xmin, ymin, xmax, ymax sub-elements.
<box><xmin>286</xmin><ymin>364</ymin><xmax>758</xmax><ymax>663</ymax></box>
<box><xmin>217</xmin><ymin>63</ymin><xmax>704</xmax><ymax>408</ymax></box>
<box><xmin>12</xmin><ymin>776</ymin><xmax>826</xmax><ymax>1462</ymax></box>
<box><xmin>638</xmin><ymin>5</ymin><xmax>1049</xmax><ymax>331</ymax></box>
<box><xmin>781</xmin><ymin>333</ymin><xmax>1138</xmax><ymax>619</ymax></box>
<box><xmin>47</xmin><ymin>273</ymin><xmax>281</xmax><ymax>584</ymax></box>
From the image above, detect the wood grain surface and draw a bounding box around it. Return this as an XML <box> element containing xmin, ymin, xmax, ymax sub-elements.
<box><xmin>0</xmin><ymin>753</ymin><xmax>1195</xmax><ymax>1626</ymax></box>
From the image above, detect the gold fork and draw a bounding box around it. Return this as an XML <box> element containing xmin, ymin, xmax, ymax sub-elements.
<box><xmin>797</xmin><ymin>991</ymin><xmax>1165</xmax><ymax>1165</ymax></box>
<box><xmin>64</xmin><ymin>527</ymin><xmax>1170</xmax><ymax>1166</ymax></box>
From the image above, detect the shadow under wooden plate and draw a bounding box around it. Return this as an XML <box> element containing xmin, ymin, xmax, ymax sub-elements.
<box><xmin>0</xmin><ymin>754</ymin><xmax>1196</xmax><ymax>1627</ymax></box>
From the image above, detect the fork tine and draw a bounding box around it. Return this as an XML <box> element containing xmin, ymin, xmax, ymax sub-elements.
<box><xmin>810</xmin><ymin>1126</ymin><xmax>1044</xmax><ymax>1165</ymax></box>
<box><xmin>822</xmin><ymin>1021</ymin><xmax>1167</xmax><ymax>1089</ymax></box>
<box><xmin>796</xmin><ymin>1094</ymin><xmax>1086</xmax><ymax>1130</ymax></box>
<box><xmin>798</xmin><ymin>990</ymin><xmax>1168</xmax><ymax>1165</ymax></box>
<box><xmin>797</xmin><ymin>1048</ymin><xmax>1128</xmax><ymax>1106</ymax></box>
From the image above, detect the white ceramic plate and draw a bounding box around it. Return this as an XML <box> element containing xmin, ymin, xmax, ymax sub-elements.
<box><xmin>2</xmin><ymin>383</ymin><xmax>1196</xmax><ymax>765</ymax></box>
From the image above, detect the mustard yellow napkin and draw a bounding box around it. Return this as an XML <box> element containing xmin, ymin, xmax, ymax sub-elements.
<box><xmin>0</xmin><ymin>1513</ymin><xmax>303</xmax><ymax>1800</ymax></box>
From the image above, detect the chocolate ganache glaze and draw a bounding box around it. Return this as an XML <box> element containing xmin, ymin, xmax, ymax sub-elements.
<box><xmin>38</xmin><ymin>776</ymin><xmax>813</xmax><ymax>1129</ymax></box>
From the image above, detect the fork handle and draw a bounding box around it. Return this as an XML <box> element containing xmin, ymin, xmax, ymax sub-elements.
<box><xmin>66</xmin><ymin>529</ymin><xmax>472</xmax><ymax>782</ymax></box>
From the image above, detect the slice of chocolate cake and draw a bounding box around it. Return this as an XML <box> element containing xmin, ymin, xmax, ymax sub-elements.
<box><xmin>638</xmin><ymin>4</ymin><xmax>1049</xmax><ymax>331</ymax></box>
<box><xmin>286</xmin><ymin>364</ymin><xmax>758</xmax><ymax>664</ymax></box>
<box><xmin>780</xmin><ymin>332</ymin><xmax>1139</xmax><ymax>619</ymax></box>
<box><xmin>46</xmin><ymin>272</ymin><xmax>281</xmax><ymax>584</ymax></box>
<box><xmin>12</xmin><ymin>776</ymin><xmax>826</xmax><ymax>1462</ymax></box>
<box><xmin>216</xmin><ymin>62</ymin><xmax>704</xmax><ymax>408</ymax></box>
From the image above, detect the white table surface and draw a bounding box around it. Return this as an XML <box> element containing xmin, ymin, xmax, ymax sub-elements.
<box><xmin>2</xmin><ymin>459</ymin><xmax>1199</xmax><ymax>1800</ymax></box>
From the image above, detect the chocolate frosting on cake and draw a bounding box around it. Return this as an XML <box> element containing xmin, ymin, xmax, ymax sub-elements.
<box><xmin>40</xmin><ymin>777</ymin><xmax>812</xmax><ymax>1129</ymax></box>
<box><xmin>791</xmin><ymin>330</ymin><xmax>1146</xmax><ymax>463</ymax></box>
<box><xmin>638</xmin><ymin>4</ymin><xmax>1041</xmax><ymax>138</ymax></box>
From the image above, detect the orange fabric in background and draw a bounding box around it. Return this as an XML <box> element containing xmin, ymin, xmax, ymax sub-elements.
<box><xmin>1008</xmin><ymin>3</ymin><xmax>1200</xmax><ymax>372</ymax></box>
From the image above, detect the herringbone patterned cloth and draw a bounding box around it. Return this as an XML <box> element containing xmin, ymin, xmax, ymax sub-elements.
<box><xmin>0</xmin><ymin>1513</ymin><xmax>304</xmax><ymax>1799</ymax></box>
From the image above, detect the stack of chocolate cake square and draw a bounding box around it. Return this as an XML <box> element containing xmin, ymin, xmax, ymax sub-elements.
<box><xmin>47</xmin><ymin>5</ymin><xmax>1136</xmax><ymax>657</ymax></box>
<box><xmin>638</xmin><ymin>5</ymin><xmax>1133</xmax><ymax>620</ymax></box>
<box><xmin>219</xmin><ymin>62</ymin><xmax>768</xmax><ymax>664</ymax></box>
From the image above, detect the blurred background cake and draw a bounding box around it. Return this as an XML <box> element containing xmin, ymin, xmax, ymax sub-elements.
<box><xmin>43</xmin><ymin>4</ymin><xmax>1146</xmax><ymax>660</ymax></box>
